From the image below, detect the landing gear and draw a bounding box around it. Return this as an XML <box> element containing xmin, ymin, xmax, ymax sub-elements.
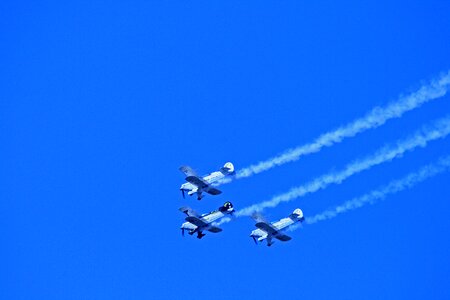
<box><xmin>197</xmin><ymin>232</ymin><xmax>206</xmax><ymax>239</ymax></box>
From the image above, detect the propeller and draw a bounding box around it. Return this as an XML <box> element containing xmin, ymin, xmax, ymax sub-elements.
<box><xmin>181</xmin><ymin>189</ymin><xmax>185</xmax><ymax>199</ymax></box>
<box><xmin>181</xmin><ymin>228</ymin><xmax>185</xmax><ymax>237</ymax></box>
<box><xmin>252</xmin><ymin>236</ymin><xmax>258</xmax><ymax>245</ymax></box>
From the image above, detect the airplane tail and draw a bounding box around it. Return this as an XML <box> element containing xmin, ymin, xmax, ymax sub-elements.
<box><xmin>218</xmin><ymin>201</ymin><xmax>234</xmax><ymax>214</ymax></box>
<box><xmin>220</xmin><ymin>162</ymin><xmax>235</xmax><ymax>175</ymax></box>
<box><xmin>289</xmin><ymin>208</ymin><xmax>305</xmax><ymax>222</ymax></box>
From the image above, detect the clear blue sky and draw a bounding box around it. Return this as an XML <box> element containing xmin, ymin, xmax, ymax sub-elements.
<box><xmin>3</xmin><ymin>1</ymin><xmax>450</xmax><ymax>299</ymax></box>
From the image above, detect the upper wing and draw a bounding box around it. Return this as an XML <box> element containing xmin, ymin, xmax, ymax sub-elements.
<box><xmin>274</xmin><ymin>233</ymin><xmax>292</xmax><ymax>242</ymax></box>
<box><xmin>251</xmin><ymin>212</ymin><xmax>269</xmax><ymax>223</ymax></box>
<box><xmin>185</xmin><ymin>216</ymin><xmax>209</xmax><ymax>228</ymax></box>
<box><xmin>207</xmin><ymin>226</ymin><xmax>223</xmax><ymax>233</ymax></box>
<box><xmin>185</xmin><ymin>176</ymin><xmax>209</xmax><ymax>188</ymax></box>
<box><xmin>205</xmin><ymin>186</ymin><xmax>222</xmax><ymax>195</ymax></box>
<box><xmin>179</xmin><ymin>206</ymin><xmax>200</xmax><ymax>217</ymax></box>
<box><xmin>179</xmin><ymin>166</ymin><xmax>198</xmax><ymax>177</ymax></box>
<box><xmin>255</xmin><ymin>222</ymin><xmax>279</xmax><ymax>235</ymax></box>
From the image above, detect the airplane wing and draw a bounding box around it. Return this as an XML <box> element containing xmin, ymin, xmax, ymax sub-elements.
<box><xmin>185</xmin><ymin>176</ymin><xmax>209</xmax><ymax>188</ymax></box>
<box><xmin>255</xmin><ymin>222</ymin><xmax>279</xmax><ymax>235</ymax></box>
<box><xmin>179</xmin><ymin>166</ymin><xmax>198</xmax><ymax>177</ymax></box>
<box><xmin>274</xmin><ymin>233</ymin><xmax>292</xmax><ymax>242</ymax></box>
<box><xmin>185</xmin><ymin>216</ymin><xmax>209</xmax><ymax>228</ymax></box>
<box><xmin>205</xmin><ymin>186</ymin><xmax>222</xmax><ymax>195</ymax></box>
<box><xmin>207</xmin><ymin>226</ymin><xmax>223</xmax><ymax>233</ymax></box>
<box><xmin>179</xmin><ymin>206</ymin><xmax>200</xmax><ymax>217</ymax></box>
<box><xmin>251</xmin><ymin>212</ymin><xmax>269</xmax><ymax>223</ymax></box>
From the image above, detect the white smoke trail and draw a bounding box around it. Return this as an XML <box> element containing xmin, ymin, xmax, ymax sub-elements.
<box><xmin>304</xmin><ymin>155</ymin><xmax>450</xmax><ymax>225</ymax></box>
<box><xmin>236</xmin><ymin>116</ymin><xmax>450</xmax><ymax>217</ymax></box>
<box><xmin>214</xmin><ymin>217</ymin><xmax>232</xmax><ymax>226</ymax></box>
<box><xmin>218</xmin><ymin>72</ymin><xmax>450</xmax><ymax>185</ymax></box>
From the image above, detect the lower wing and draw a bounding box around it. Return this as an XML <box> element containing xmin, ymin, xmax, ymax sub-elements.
<box><xmin>274</xmin><ymin>233</ymin><xmax>292</xmax><ymax>242</ymax></box>
<box><xmin>205</xmin><ymin>186</ymin><xmax>222</xmax><ymax>195</ymax></box>
<box><xmin>207</xmin><ymin>226</ymin><xmax>223</xmax><ymax>233</ymax></box>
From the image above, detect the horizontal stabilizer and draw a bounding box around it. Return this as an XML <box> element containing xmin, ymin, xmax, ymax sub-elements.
<box><xmin>205</xmin><ymin>186</ymin><xmax>222</xmax><ymax>195</ymax></box>
<box><xmin>185</xmin><ymin>216</ymin><xmax>208</xmax><ymax>228</ymax></box>
<box><xmin>185</xmin><ymin>176</ymin><xmax>209</xmax><ymax>188</ymax></box>
<box><xmin>179</xmin><ymin>166</ymin><xmax>197</xmax><ymax>177</ymax></box>
<box><xmin>275</xmin><ymin>234</ymin><xmax>292</xmax><ymax>242</ymax></box>
<box><xmin>207</xmin><ymin>226</ymin><xmax>223</xmax><ymax>233</ymax></box>
<box><xmin>255</xmin><ymin>222</ymin><xmax>278</xmax><ymax>235</ymax></box>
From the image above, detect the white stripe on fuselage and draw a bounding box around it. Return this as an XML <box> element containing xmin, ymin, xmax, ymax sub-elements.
<box><xmin>202</xmin><ymin>171</ymin><xmax>225</xmax><ymax>184</ymax></box>
<box><xmin>272</xmin><ymin>217</ymin><xmax>295</xmax><ymax>229</ymax></box>
<box><xmin>201</xmin><ymin>210</ymin><xmax>225</xmax><ymax>223</ymax></box>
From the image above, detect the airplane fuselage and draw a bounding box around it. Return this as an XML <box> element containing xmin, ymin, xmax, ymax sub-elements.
<box><xmin>180</xmin><ymin>171</ymin><xmax>226</xmax><ymax>198</ymax></box>
<box><xmin>179</xmin><ymin>162</ymin><xmax>235</xmax><ymax>200</ymax></box>
<box><xmin>250</xmin><ymin>217</ymin><xmax>297</xmax><ymax>243</ymax></box>
<box><xmin>180</xmin><ymin>202</ymin><xmax>234</xmax><ymax>239</ymax></box>
<box><xmin>181</xmin><ymin>210</ymin><xmax>225</xmax><ymax>233</ymax></box>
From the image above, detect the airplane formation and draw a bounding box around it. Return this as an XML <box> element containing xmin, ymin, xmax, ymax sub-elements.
<box><xmin>176</xmin><ymin>73</ymin><xmax>450</xmax><ymax>247</ymax></box>
<box><xmin>179</xmin><ymin>162</ymin><xmax>304</xmax><ymax>246</ymax></box>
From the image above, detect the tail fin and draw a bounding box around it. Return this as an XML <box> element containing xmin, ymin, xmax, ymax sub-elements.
<box><xmin>220</xmin><ymin>162</ymin><xmax>235</xmax><ymax>175</ymax></box>
<box><xmin>289</xmin><ymin>208</ymin><xmax>305</xmax><ymax>222</ymax></box>
<box><xmin>219</xmin><ymin>201</ymin><xmax>234</xmax><ymax>213</ymax></box>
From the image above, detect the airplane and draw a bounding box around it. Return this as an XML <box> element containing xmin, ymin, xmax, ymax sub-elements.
<box><xmin>179</xmin><ymin>162</ymin><xmax>235</xmax><ymax>200</ymax></box>
<box><xmin>250</xmin><ymin>208</ymin><xmax>305</xmax><ymax>246</ymax></box>
<box><xmin>180</xmin><ymin>201</ymin><xmax>234</xmax><ymax>239</ymax></box>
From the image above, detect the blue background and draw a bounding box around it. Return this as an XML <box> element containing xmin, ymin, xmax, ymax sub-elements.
<box><xmin>3</xmin><ymin>1</ymin><xmax>450</xmax><ymax>299</ymax></box>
